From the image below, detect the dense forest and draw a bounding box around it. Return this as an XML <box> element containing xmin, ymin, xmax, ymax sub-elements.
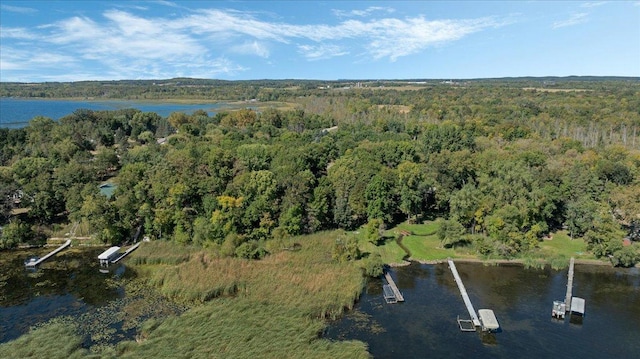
<box><xmin>1</xmin><ymin>77</ymin><xmax>640</xmax><ymax>266</ymax></box>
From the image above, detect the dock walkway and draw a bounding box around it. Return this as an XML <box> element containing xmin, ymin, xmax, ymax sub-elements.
<box><xmin>25</xmin><ymin>239</ymin><xmax>72</xmax><ymax>267</ymax></box>
<box><xmin>565</xmin><ymin>257</ymin><xmax>575</xmax><ymax>311</ymax></box>
<box><xmin>111</xmin><ymin>242</ymin><xmax>141</xmax><ymax>264</ymax></box>
<box><xmin>384</xmin><ymin>271</ymin><xmax>404</xmax><ymax>302</ymax></box>
<box><xmin>448</xmin><ymin>259</ymin><xmax>480</xmax><ymax>327</ymax></box>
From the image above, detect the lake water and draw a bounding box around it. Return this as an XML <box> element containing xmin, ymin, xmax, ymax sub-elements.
<box><xmin>0</xmin><ymin>98</ymin><xmax>223</xmax><ymax>128</ymax></box>
<box><xmin>3</xmin><ymin>251</ymin><xmax>638</xmax><ymax>357</ymax></box>
<box><xmin>0</xmin><ymin>247</ymin><xmax>185</xmax><ymax>347</ymax></box>
<box><xmin>326</xmin><ymin>262</ymin><xmax>640</xmax><ymax>359</ymax></box>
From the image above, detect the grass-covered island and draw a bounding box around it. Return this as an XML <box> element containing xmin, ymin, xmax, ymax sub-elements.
<box><xmin>1</xmin><ymin>77</ymin><xmax>640</xmax><ymax>357</ymax></box>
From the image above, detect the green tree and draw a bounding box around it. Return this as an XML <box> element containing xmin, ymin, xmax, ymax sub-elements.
<box><xmin>437</xmin><ymin>219</ymin><xmax>467</xmax><ymax>248</ymax></box>
<box><xmin>332</xmin><ymin>235</ymin><xmax>361</xmax><ymax>262</ymax></box>
<box><xmin>1</xmin><ymin>220</ymin><xmax>33</xmax><ymax>249</ymax></box>
<box><xmin>365</xmin><ymin>169</ymin><xmax>397</xmax><ymax>224</ymax></box>
<box><xmin>364</xmin><ymin>218</ymin><xmax>385</xmax><ymax>245</ymax></box>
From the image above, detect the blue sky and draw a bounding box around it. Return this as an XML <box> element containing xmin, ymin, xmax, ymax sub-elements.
<box><xmin>1</xmin><ymin>1</ymin><xmax>639</xmax><ymax>82</ymax></box>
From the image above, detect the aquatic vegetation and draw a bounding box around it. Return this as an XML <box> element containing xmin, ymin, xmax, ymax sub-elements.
<box><xmin>114</xmin><ymin>232</ymin><xmax>370</xmax><ymax>357</ymax></box>
<box><xmin>0</xmin><ymin>320</ymin><xmax>88</xmax><ymax>359</ymax></box>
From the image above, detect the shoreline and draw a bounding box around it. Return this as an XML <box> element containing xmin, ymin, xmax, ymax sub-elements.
<box><xmin>387</xmin><ymin>256</ymin><xmax>619</xmax><ymax>268</ymax></box>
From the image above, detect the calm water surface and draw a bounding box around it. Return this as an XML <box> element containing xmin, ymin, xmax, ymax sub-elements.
<box><xmin>0</xmin><ymin>247</ymin><xmax>184</xmax><ymax>346</ymax></box>
<box><xmin>0</xmin><ymin>98</ymin><xmax>222</xmax><ymax>128</ymax></box>
<box><xmin>326</xmin><ymin>262</ymin><xmax>640</xmax><ymax>359</ymax></box>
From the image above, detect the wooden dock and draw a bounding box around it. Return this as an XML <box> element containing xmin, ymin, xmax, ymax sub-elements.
<box><xmin>448</xmin><ymin>260</ymin><xmax>480</xmax><ymax>327</ymax></box>
<box><xmin>25</xmin><ymin>239</ymin><xmax>71</xmax><ymax>268</ymax></box>
<box><xmin>565</xmin><ymin>257</ymin><xmax>575</xmax><ymax>312</ymax></box>
<box><xmin>111</xmin><ymin>242</ymin><xmax>141</xmax><ymax>264</ymax></box>
<box><xmin>384</xmin><ymin>271</ymin><xmax>404</xmax><ymax>302</ymax></box>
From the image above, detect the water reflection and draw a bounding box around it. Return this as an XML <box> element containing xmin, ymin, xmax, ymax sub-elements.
<box><xmin>326</xmin><ymin>261</ymin><xmax>640</xmax><ymax>359</ymax></box>
<box><xmin>0</xmin><ymin>248</ymin><xmax>126</xmax><ymax>342</ymax></box>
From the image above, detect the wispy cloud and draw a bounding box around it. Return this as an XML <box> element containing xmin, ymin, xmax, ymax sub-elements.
<box><xmin>0</xmin><ymin>47</ymin><xmax>78</xmax><ymax>71</ymax></box>
<box><xmin>0</xmin><ymin>4</ymin><xmax>37</xmax><ymax>14</ymax></box>
<box><xmin>0</xmin><ymin>6</ymin><xmax>507</xmax><ymax>80</ymax></box>
<box><xmin>0</xmin><ymin>27</ymin><xmax>39</xmax><ymax>40</ymax></box>
<box><xmin>580</xmin><ymin>2</ymin><xmax>606</xmax><ymax>8</ymax></box>
<box><xmin>552</xmin><ymin>13</ymin><xmax>588</xmax><ymax>29</ymax></box>
<box><xmin>230</xmin><ymin>41</ymin><xmax>270</xmax><ymax>58</ymax></box>
<box><xmin>298</xmin><ymin>44</ymin><xmax>348</xmax><ymax>60</ymax></box>
<box><xmin>333</xmin><ymin>6</ymin><xmax>395</xmax><ymax>18</ymax></box>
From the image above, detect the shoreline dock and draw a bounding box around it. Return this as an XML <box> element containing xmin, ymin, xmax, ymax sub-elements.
<box><xmin>565</xmin><ymin>257</ymin><xmax>575</xmax><ymax>312</ymax></box>
<box><xmin>383</xmin><ymin>270</ymin><xmax>404</xmax><ymax>303</ymax></box>
<box><xmin>111</xmin><ymin>242</ymin><xmax>141</xmax><ymax>264</ymax></box>
<box><xmin>448</xmin><ymin>259</ymin><xmax>481</xmax><ymax>327</ymax></box>
<box><xmin>25</xmin><ymin>239</ymin><xmax>71</xmax><ymax>268</ymax></box>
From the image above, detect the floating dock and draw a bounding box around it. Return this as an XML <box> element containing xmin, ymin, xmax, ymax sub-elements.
<box><xmin>448</xmin><ymin>260</ymin><xmax>481</xmax><ymax>327</ymax></box>
<box><xmin>25</xmin><ymin>239</ymin><xmax>71</xmax><ymax>268</ymax></box>
<box><xmin>383</xmin><ymin>271</ymin><xmax>404</xmax><ymax>303</ymax></box>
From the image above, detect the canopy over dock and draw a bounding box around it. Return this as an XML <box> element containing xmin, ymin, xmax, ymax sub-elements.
<box><xmin>98</xmin><ymin>246</ymin><xmax>121</xmax><ymax>266</ymax></box>
<box><xmin>570</xmin><ymin>297</ymin><xmax>586</xmax><ymax>316</ymax></box>
<box><xmin>478</xmin><ymin>309</ymin><xmax>500</xmax><ymax>332</ymax></box>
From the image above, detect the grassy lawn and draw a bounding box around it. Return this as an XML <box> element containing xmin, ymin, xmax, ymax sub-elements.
<box><xmin>537</xmin><ymin>230</ymin><xmax>596</xmax><ymax>260</ymax></box>
<box><xmin>382</xmin><ymin>221</ymin><xmax>464</xmax><ymax>262</ymax></box>
<box><xmin>358</xmin><ymin>236</ymin><xmax>407</xmax><ymax>264</ymax></box>
<box><xmin>401</xmin><ymin>235</ymin><xmax>457</xmax><ymax>261</ymax></box>
<box><xmin>369</xmin><ymin>222</ymin><xmax>600</xmax><ymax>265</ymax></box>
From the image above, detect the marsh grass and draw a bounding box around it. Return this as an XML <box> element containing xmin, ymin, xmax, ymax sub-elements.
<box><xmin>117</xmin><ymin>298</ymin><xmax>370</xmax><ymax>359</ymax></box>
<box><xmin>129</xmin><ymin>240</ymin><xmax>195</xmax><ymax>265</ymax></box>
<box><xmin>112</xmin><ymin>231</ymin><xmax>370</xmax><ymax>358</ymax></box>
<box><xmin>0</xmin><ymin>321</ymin><xmax>89</xmax><ymax>359</ymax></box>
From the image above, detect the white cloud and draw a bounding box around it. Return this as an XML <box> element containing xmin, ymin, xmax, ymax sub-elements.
<box><xmin>0</xmin><ymin>27</ymin><xmax>39</xmax><ymax>40</ymax></box>
<box><xmin>230</xmin><ymin>41</ymin><xmax>270</xmax><ymax>58</ymax></box>
<box><xmin>552</xmin><ymin>13</ymin><xmax>588</xmax><ymax>29</ymax></box>
<box><xmin>0</xmin><ymin>4</ymin><xmax>37</xmax><ymax>14</ymax></box>
<box><xmin>298</xmin><ymin>44</ymin><xmax>348</xmax><ymax>60</ymax></box>
<box><xmin>333</xmin><ymin>6</ymin><xmax>395</xmax><ymax>18</ymax></box>
<box><xmin>580</xmin><ymin>2</ymin><xmax>606</xmax><ymax>8</ymax></box>
<box><xmin>0</xmin><ymin>6</ymin><xmax>507</xmax><ymax>80</ymax></box>
<box><xmin>0</xmin><ymin>47</ymin><xmax>78</xmax><ymax>71</ymax></box>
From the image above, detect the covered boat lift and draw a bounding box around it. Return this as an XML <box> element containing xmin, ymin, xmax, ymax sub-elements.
<box><xmin>570</xmin><ymin>297</ymin><xmax>586</xmax><ymax>316</ymax></box>
<box><xmin>98</xmin><ymin>246</ymin><xmax>121</xmax><ymax>266</ymax></box>
<box><xmin>478</xmin><ymin>309</ymin><xmax>500</xmax><ymax>332</ymax></box>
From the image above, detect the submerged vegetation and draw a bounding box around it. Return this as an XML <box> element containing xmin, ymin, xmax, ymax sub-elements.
<box><xmin>1</xmin><ymin>77</ymin><xmax>640</xmax><ymax>355</ymax></box>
